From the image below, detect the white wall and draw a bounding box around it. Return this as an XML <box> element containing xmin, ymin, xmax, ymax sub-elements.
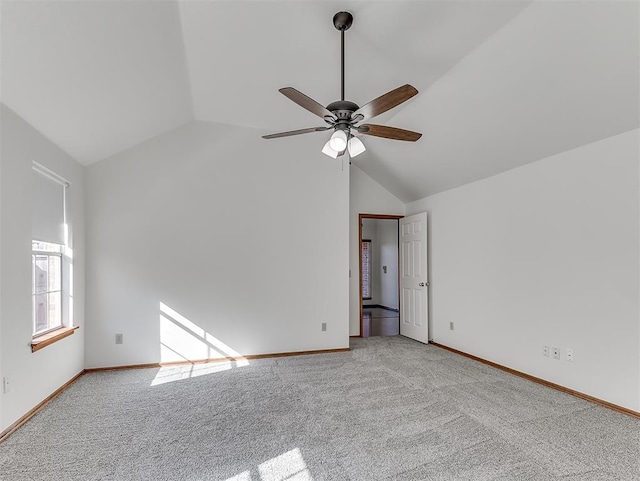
<box><xmin>406</xmin><ymin>129</ymin><xmax>640</xmax><ymax>412</ymax></box>
<box><xmin>84</xmin><ymin>121</ymin><xmax>349</xmax><ymax>367</ymax></box>
<box><xmin>378</xmin><ymin>219</ymin><xmax>399</xmax><ymax>310</ymax></box>
<box><xmin>349</xmin><ymin>166</ymin><xmax>404</xmax><ymax>335</ymax></box>
<box><xmin>0</xmin><ymin>109</ymin><xmax>3</xmax><ymax>428</ymax></box>
<box><xmin>0</xmin><ymin>104</ymin><xmax>85</xmax><ymax>431</ymax></box>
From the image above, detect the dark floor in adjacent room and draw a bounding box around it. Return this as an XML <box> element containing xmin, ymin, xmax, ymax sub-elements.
<box><xmin>362</xmin><ymin>306</ymin><xmax>399</xmax><ymax>337</ymax></box>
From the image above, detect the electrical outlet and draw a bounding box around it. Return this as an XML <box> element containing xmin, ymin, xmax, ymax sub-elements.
<box><xmin>2</xmin><ymin>377</ymin><xmax>10</xmax><ymax>394</ymax></box>
<box><xmin>115</xmin><ymin>333</ymin><xmax>123</xmax><ymax>344</ymax></box>
<box><xmin>566</xmin><ymin>348</ymin><xmax>574</xmax><ymax>362</ymax></box>
<box><xmin>383</xmin><ymin>265</ymin><xmax>387</xmax><ymax>274</ymax></box>
<box><xmin>449</xmin><ymin>322</ymin><xmax>454</xmax><ymax>331</ymax></box>
<box><xmin>543</xmin><ymin>345</ymin><xmax>549</xmax><ymax>357</ymax></box>
<box><xmin>321</xmin><ymin>323</ymin><xmax>327</xmax><ymax>332</ymax></box>
<box><xmin>552</xmin><ymin>347</ymin><xmax>561</xmax><ymax>360</ymax></box>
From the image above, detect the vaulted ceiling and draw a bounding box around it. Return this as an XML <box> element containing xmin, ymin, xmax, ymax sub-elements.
<box><xmin>2</xmin><ymin>0</ymin><xmax>638</xmax><ymax>202</ymax></box>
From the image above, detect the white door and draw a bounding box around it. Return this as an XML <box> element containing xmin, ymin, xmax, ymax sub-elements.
<box><xmin>400</xmin><ymin>212</ymin><xmax>429</xmax><ymax>343</ymax></box>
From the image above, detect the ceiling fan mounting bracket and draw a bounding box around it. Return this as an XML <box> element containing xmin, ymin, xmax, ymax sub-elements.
<box><xmin>333</xmin><ymin>11</ymin><xmax>353</xmax><ymax>31</ymax></box>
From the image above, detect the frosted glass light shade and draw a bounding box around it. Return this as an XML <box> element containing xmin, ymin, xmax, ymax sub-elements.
<box><xmin>321</xmin><ymin>141</ymin><xmax>339</xmax><ymax>158</ymax></box>
<box><xmin>347</xmin><ymin>136</ymin><xmax>366</xmax><ymax>157</ymax></box>
<box><xmin>329</xmin><ymin>129</ymin><xmax>348</xmax><ymax>151</ymax></box>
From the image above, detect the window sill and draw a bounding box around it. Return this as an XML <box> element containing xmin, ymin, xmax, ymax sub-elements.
<box><xmin>31</xmin><ymin>326</ymin><xmax>79</xmax><ymax>353</ymax></box>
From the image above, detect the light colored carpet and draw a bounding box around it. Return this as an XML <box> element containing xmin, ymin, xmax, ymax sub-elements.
<box><xmin>1</xmin><ymin>336</ymin><xmax>638</xmax><ymax>480</ymax></box>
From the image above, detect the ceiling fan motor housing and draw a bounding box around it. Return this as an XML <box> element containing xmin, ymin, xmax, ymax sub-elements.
<box><xmin>326</xmin><ymin>100</ymin><xmax>359</xmax><ymax>123</ymax></box>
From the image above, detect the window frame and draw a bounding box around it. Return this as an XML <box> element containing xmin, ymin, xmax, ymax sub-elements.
<box><xmin>32</xmin><ymin>241</ymin><xmax>64</xmax><ymax>337</ymax></box>
<box><xmin>361</xmin><ymin>239</ymin><xmax>372</xmax><ymax>300</ymax></box>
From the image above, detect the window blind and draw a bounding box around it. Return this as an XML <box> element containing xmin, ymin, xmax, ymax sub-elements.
<box><xmin>32</xmin><ymin>165</ymin><xmax>67</xmax><ymax>245</ymax></box>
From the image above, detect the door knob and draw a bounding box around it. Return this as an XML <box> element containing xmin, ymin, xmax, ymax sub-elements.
<box><xmin>419</xmin><ymin>282</ymin><xmax>425</xmax><ymax>287</ymax></box>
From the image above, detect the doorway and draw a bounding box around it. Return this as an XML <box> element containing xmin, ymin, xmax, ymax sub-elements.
<box><xmin>359</xmin><ymin>214</ymin><xmax>403</xmax><ymax>337</ymax></box>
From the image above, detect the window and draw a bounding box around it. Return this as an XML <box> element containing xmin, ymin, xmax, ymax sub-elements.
<box><xmin>30</xmin><ymin>163</ymin><xmax>77</xmax><ymax>351</ymax></box>
<box><xmin>362</xmin><ymin>240</ymin><xmax>372</xmax><ymax>300</ymax></box>
<box><xmin>32</xmin><ymin>241</ymin><xmax>63</xmax><ymax>335</ymax></box>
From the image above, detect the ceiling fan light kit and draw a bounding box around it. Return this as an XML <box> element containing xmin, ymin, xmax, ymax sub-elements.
<box><xmin>329</xmin><ymin>129</ymin><xmax>348</xmax><ymax>151</ymax></box>
<box><xmin>322</xmin><ymin>141</ymin><xmax>341</xmax><ymax>159</ymax></box>
<box><xmin>262</xmin><ymin>11</ymin><xmax>422</xmax><ymax>159</ymax></box>
<box><xmin>347</xmin><ymin>136</ymin><xmax>366</xmax><ymax>157</ymax></box>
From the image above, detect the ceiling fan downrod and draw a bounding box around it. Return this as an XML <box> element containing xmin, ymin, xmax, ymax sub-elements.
<box><xmin>341</xmin><ymin>29</ymin><xmax>345</xmax><ymax>101</ymax></box>
<box><xmin>333</xmin><ymin>11</ymin><xmax>352</xmax><ymax>102</ymax></box>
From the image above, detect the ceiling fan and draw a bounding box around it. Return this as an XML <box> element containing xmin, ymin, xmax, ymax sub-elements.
<box><xmin>262</xmin><ymin>11</ymin><xmax>422</xmax><ymax>158</ymax></box>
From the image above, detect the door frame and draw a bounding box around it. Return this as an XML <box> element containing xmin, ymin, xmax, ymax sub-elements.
<box><xmin>358</xmin><ymin>213</ymin><xmax>404</xmax><ymax>337</ymax></box>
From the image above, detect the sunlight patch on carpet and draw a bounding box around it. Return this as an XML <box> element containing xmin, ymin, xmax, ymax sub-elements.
<box><xmin>223</xmin><ymin>448</ymin><xmax>314</xmax><ymax>481</ymax></box>
<box><xmin>259</xmin><ymin>448</ymin><xmax>313</xmax><ymax>481</ymax></box>
<box><xmin>151</xmin><ymin>360</ymin><xmax>249</xmax><ymax>386</ymax></box>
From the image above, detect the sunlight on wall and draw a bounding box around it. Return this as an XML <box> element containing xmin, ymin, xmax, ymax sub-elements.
<box><xmin>153</xmin><ymin>302</ymin><xmax>249</xmax><ymax>386</ymax></box>
<box><xmin>159</xmin><ymin>302</ymin><xmax>249</xmax><ymax>363</ymax></box>
<box><xmin>224</xmin><ymin>448</ymin><xmax>314</xmax><ymax>481</ymax></box>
